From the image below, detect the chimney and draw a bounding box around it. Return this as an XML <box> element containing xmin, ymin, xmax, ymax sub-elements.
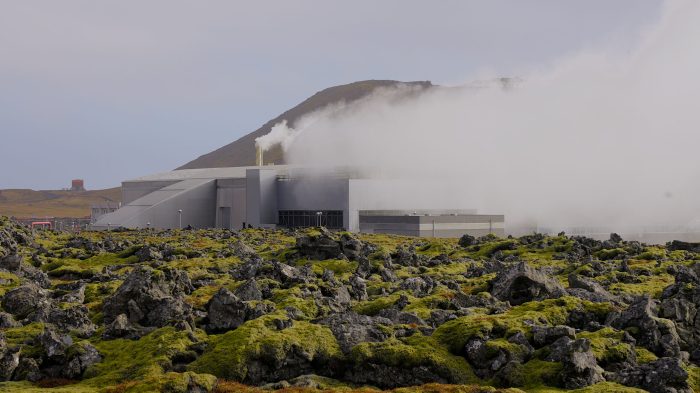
<box><xmin>256</xmin><ymin>145</ymin><xmax>264</xmax><ymax>166</ymax></box>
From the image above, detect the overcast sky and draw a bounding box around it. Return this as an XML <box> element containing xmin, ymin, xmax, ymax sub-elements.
<box><xmin>0</xmin><ymin>1</ymin><xmax>663</xmax><ymax>190</ymax></box>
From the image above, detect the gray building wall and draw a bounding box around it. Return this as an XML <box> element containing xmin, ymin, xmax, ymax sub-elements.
<box><xmin>276</xmin><ymin>177</ymin><xmax>350</xmax><ymax>228</ymax></box>
<box><xmin>246</xmin><ymin>169</ymin><xmax>278</xmax><ymax>227</ymax></box>
<box><xmin>122</xmin><ymin>180</ymin><xmax>180</xmax><ymax>205</ymax></box>
<box><xmin>359</xmin><ymin>214</ymin><xmax>505</xmax><ymax>238</ymax></box>
<box><xmin>216</xmin><ymin>178</ymin><xmax>247</xmax><ymax>229</ymax></box>
<box><xmin>116</xmin><ymin>179</ymin><xmax>217</xmax><ymax>229</ymax></box>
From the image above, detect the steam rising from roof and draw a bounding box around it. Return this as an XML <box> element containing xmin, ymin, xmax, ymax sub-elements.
<box><xmin>256</xmin><ymin>0</ymin><xmax>700</xmax><ymax>233</ymax></box>
<box><xmin>254</xmin><ymin>120</ymin><xmax>298</xmax><ymax>151</ymax></box>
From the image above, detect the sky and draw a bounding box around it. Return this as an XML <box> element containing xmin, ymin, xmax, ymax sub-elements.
<box><xmin>0</xmin><ymin>1</ymin><xmax>664</xmax><ymax>190</ymax></box>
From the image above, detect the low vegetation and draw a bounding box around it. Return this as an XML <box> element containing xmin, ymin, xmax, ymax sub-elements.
<box><xmin>1</xmin><ymin>216</ymin><xmax>700</xmax><ymax>392</ymax></box>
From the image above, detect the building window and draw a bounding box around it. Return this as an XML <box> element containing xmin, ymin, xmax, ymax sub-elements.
<box><xmin>278</xmin><ymin>210</ymin><xmax>343</xmax><ymax>229</ymax></box>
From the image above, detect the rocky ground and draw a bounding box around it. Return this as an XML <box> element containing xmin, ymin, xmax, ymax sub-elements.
<box><xmin>1</xmin><ymin>216</ymin><xmax>700</xmax><ymax>392</ymax></box>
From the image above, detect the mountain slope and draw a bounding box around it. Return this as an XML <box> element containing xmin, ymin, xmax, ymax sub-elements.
<box><xmin>178</xmin><ymin>80</ymin><xmax>433</xmax><ymax>169</ymax></box>
<box><xmin>0</xmin><ymin>187</ymin><xmax>121</xmax><ymax>218</ymax></box>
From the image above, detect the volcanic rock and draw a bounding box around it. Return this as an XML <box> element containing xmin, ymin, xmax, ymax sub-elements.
<box><xmin>489</xmin><ymin>261</ymin><xmax>566</xmax><ymax>305</ymax></box>
<box><xmin>102</xmin><ymin>265</ymin><xmax>194</xmax><ymax>329</ymax></box>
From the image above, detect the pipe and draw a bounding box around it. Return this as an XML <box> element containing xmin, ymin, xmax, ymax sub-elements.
<box><xmin>256</xmin><ymin>145</ymin><xmax>264</xmax><ymax>166</ymax></box>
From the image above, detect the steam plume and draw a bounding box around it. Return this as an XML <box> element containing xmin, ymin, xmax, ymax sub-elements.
<box><xmin>259</xmin><ymin>0</ymin><xmax>700</xmax><ymax>234</ymax></box>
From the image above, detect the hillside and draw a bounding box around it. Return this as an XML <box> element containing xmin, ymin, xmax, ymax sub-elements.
<box><xmin>0</xmin><ymin>188</ymin><xmax>121</xmax><ymax>218</ymax></box>
<box><xmin>178</xmin><ymin>80</ymin><xmax>433</xmax><ymax>169</ymax></box>
<box><xmin>2</xmin><ymin>217</ymin><xmax>700</xmax><ymax>392</ymax></box>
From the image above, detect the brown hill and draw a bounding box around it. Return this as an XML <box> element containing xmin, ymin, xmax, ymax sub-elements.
<box><xmin>178</xmin><ymin>80</ymin><xmax>433</xmax><ymax>169</ymax></box>
<box><xmin>0</xmin><ymin>188</ymin><xmax>121</xmax><ymax>218</ymax></box>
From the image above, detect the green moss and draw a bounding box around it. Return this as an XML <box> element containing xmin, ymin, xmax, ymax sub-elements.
<box><xmin>83</xmin><ymin>327</ymin><xmax>202</xmax><ymax>391</ymax></box>
<box><xmin>161</xmin><ymin>372</ymin><xmax>217</xmax><ymax>393</ymax></box>
<box><xmin>353</xmin><ymin>292</ymin><xmax>406</xmax><ymax>316</ymax></box>
<box><xmin>3</xmin><ymin>323</ymin><xmax>45</xmax><ymax>347</ymax></box>
<box><xmin>520</xmin><ymin>359</ymin><xmax>563</xmax><ymax>388</ymax></box>
<box><xmin>188</xmin><ymin>315</ymin><xmax>342</xmax><ymax>381</ymax></box>
<box><xmin>271</xmin><ymin>287</ymin><xmax>318</xmax><ymax>318</ymax></box>
<box><xmin>608</xmin><ymin>273</ymin><xmax>674</xmax><ymax>298</ymax></box>
<box><xmin>595</xmin><ymin>248</ymin><xmax>627</xmax><ymax>261</ymax></box>
<box><xmin>578</xmin><ymin>328</ymin><xmax>633</xmax><ymax>366</ymax></box>
<box><xmin>434</xmin><ymin>297</ymin><xmax>587</xmax><ymax>354</ymax></box>
<box><xmin>293</xmin><ymin>258</ymin><xmax>359</xmax><ymax>280</ymax></box>
<box><xmin>0</xmin><ymin>270</ymin><xmax>20</xmax><ymax>295</ymax></box>
<box><xmin>470</xmin><ymin>240</ymin><xmax>518</xmax><ymax>259</ymax></box>
<box><xmin>687</xmin><ymin>365</ymin><xmax>700</xmax><ymax>393</ymax></box>
<box><xmin>45</xmin><ymin>253</ymin><xmax>139</xmax><ymax>278</ymax></box>
<box><xmin>635</xmin><ymin>347</ymin><xmax>658</xmax><ymax>364</ymax></box>
<box><xmin>350</xmin><ymin>334</ymin><xmax>479</xmax><ymax>384</ymax></box>
<box><xmin>403</xmin><ymin>290</ymin><xmax>453</xmax><ymax>320</ymax></box>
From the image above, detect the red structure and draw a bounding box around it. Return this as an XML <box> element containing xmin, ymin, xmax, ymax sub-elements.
<box><xmin>31</xmin><ymin>221</ymin><xmax>52</xmax><ymax>229</ymax></box>
<box><xmin>71</xmin><ymin>179</ymin><xmax>85</xmax><ymax>191</ymax></box>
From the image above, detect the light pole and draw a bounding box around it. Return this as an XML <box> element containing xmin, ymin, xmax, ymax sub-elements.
<box><xmin>316</xmin><ymin>211</ymin><xmax>322</xmax><ymax>227</ymax></box>
<box><xmin>177</xmin><ymin>209</ymin><xmax>183</xmax><ymax>229</ymax></box>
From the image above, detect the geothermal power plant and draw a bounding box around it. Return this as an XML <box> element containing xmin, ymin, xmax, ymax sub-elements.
<box><xmin>92</xmin><ymin>153</ymin><xmax>504</xmax><ymax>237</ymax></box>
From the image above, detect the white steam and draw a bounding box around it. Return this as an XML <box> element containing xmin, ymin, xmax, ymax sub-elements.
<box><xmin>254</xmin><ymin>120</ymin><xmax>299</xmax><ymax>151</ymax></box>
<box><xmin>260</xmin><ymin>0</ymin><xmax>700</xmax><ymax>233</ymax></box>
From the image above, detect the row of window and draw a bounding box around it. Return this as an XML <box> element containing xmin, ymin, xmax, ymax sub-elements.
<box><xmin>278</xmin><ymin>210</ymin><xmax>343</xmax><ymax>229</ymax></box>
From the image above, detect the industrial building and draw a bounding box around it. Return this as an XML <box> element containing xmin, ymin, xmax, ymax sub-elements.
<box><xmin>91</xmin><ymin>165</ymin><xmax>504</xmax><ymax>238</ymax></box>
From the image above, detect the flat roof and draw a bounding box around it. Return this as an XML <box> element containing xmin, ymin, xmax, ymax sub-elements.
<box><xmin>125</xmin><ymin>165</ymin><xmax>289</xmax><ymax>182</ymax></box>
<box><xmin>359</xmin><ymin>209</ymin><xmax>479</xmax><ymax>216</ymax></box>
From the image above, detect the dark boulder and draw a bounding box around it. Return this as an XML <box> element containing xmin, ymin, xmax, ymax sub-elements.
<box><xmin>339</xmin><ymin>233</ymin><xmax>363</xmax><ymax>260</ymax></box>
<box><xmin>317</xmin><ymin>312</ymin><xmax>392</xmax><ymax>353</ymax></box>
<box><xmin>0</xmin><ymin>253</ymin><xmax>22</xmax><ymax>271</ymax></box>
<box><xmin>0</xmin><ymin>312</ymin><xmax>20</xmax><ymax>328</ymax></box>
<box><xmin>102</xmin><ymin>265</ymin><xmax>194</xmax><ymax>329</ymax></box>
<box><xmin>38</xmin><ymin>328</ymin><xmax>73</xmax><ymax>359</ymax></box>
<box><xmin>458</xmin><ymin>234</ymin><xmax>476</xmax><ymax>247</ymax></box>
<box><xmin>206</xmin><ymin>287</ymin><xmax>273</xmax><ymax>333</ymax></box>
<box><xmin>464</xmin><ymin>335</ymin><xmax>533</xmax><ymax>379</ymax></box>
<box><xmin>609</xmin><ymin>296</ymin><xmax>681</xmax><ymax>358</ymax></box>
<box><xmin>489</xmin><ymin>262</ymin><xmax>566</xmax><ymax>305</ymax></box>
<box><xmin>103</xmin><ymin>313</ymin><xmax>153</xmax><ymax>339</ymax></box>
<box><xmin>22</xmin><ymin>303</ymin><xmax>97</xmax><ymax>339</ymax></box>
<box><xmin>295</xmin><ymin>229</ymin><xmax>343</xmax><ymax>260</ymax></box>
<box><xmin>545</xmin><ymin>337</ymin><xmax>605</xmax><ymax>389</ymax></box>
<box><xmin>348</xmin><ymin>274</ymin><xmax>368</xmax><ymax>301</ymax></box>
<box><xmin>233</xmin><ymin>279</ymin><xmax>263</xmax><ymax>301</ymax></box>
<box><xmin>1</xmin><ymin>283</ymin><xmax>49</xmax><ymax>319</ymax></box>
<box><xmin>391</xmin><ymin>245</ymin><xmax>421</xmax><ymax>267</ymax></box>
<box><xmin>377</xmin><ymin>309</ymin><xmax>427</xmax><ymax>327</ymax></box>
<box><xmin>607</xmin><ymin>357</ymin><xmax>691</xmax><ymax>393</ymax></box>
<box><xmin>667</xmin><ymin>241</ymin><xmax>700</xmax><ymax>253</ymax></box>
<box><xmin>135</xmin><ymin>245</ymin><xmax>163</xmax><ymax>262</ymax></box>
<box><xmin>567</xmin><ymin>274</ymin><xmax>619</xmax><ymax>304</ymax></box>
<box><xmin>532</xmin><ymin>325</ymin><xmax>576</xmax><ymax>347</ymax></box>
<box><xmin>659</xmin><ymin>263</ymin><xmax>700</xmax><ymax>360</ymax></box>
<box><xmin>0</xmin><ymin>333</ymin><xmax>20</xmax><ymax>381</ymax></box>
<box><xmin>62</xmin><ymin>342</ymin><xmax>102</xmax><ymax>379</ymax></box>
<box><xmin>400</xmin><ymin>276</ymin><xmax>435</xmax><ymax>298</ymax></box>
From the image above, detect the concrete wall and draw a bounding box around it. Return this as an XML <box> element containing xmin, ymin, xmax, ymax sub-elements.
<box><xmin>122</xmin><ymin>180</ymin><xmax>179</xmax><ymax>205</ymax></box>
<box><xmin>276</xmin><ymin>177</ymin><xmax>350</xmax><ymax>228</ymax></box>
<box><xmin>348</xmin><ymin>179</ymin><xmax>481</xmax><ymax>232</ymax></box>
<box><xmin>359</xmin><ymin>214</ymin><xmax>505</xmax><ymax>238</ymax></box>
<box><xmin>123</xmin><ymin>179</ymin><xmax>217</xmax><ymax>229</ymax></box>
<box><xmin>216</xmin><ymin>178</ymin><xmax>246</xmax><ymax>229</ymax></box>
<box><xmin>246</xmin><ymin>169</ymin><xmax>278</xmax><ymax>227</ymax></box>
